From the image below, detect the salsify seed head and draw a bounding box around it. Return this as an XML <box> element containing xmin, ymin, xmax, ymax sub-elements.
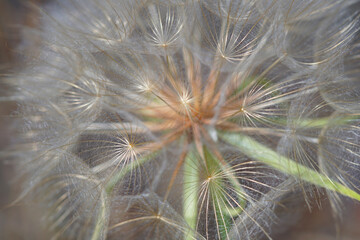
<box><xmin>3</xmin><ymin>0</ymin><xmax>360</xmax><ymax>239</ymax></box>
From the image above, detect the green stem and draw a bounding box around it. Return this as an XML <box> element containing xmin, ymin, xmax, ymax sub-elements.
<box><xmin>222</xmin><ymin>133</ymin><xmax>360</xmax><ymax>202</ymax></box>
<box><xmin>274</xmin><ymin>114</ymin><xmax>358</xmax><ymax>128</ymax></box>
<box><xmin>183</xmin><ymin>149</ymin><xmax>198</xmax><ymax>240</ymax></box>
<box><xmin>203</xmin><ymin>147</ymin><xmax>245</xmax><ymax>240</ymax></box>
<box><xmin>213</xmin><ymin>194</ymin><xmax>232</xmax><ymax>240</ymax></box>
<box><xmin>203</xmin><ymin>148</ymin><xmax>246</xmax><ymax>216</ymax></box>
<box><xmin>182</xmin><ymin>147</ymin><xmax>246</xmax><ymax>240</ymax></box>
<box><xmin>105</xmin><ymin>151</ymin><xmax>158</xmax><ymax>194</ymax></box>
<box><xmin>92</xmin><ymin>152</ymin><xmax>158</xmax><ymax>239</ymax></box>
<box><xmin>91</xmin><ymin>191</ymin><xmax>107</xmax><ymax>240</ymax></box>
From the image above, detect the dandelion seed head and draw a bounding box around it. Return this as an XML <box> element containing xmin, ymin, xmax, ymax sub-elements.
<box><xmin>5</xmin><ymin>0</ymin><xmax>360</xmax><ymax>239</ymax></box>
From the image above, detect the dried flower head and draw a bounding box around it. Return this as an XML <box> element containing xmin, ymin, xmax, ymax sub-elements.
<box><xmin>3</xmin><ymin>0</ymin><xmax>360</xmax><ymax>239</ymax></box>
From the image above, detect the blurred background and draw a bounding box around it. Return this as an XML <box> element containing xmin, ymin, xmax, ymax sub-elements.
<box><xmin>0</xmin><ymin>0</ymin><xmax>359</xmax><ymax>239</ymax></box>
<box><xmin>0</xmin><ymin>1</ymin><xmax>50</xmax><ymax>239</ymax></box>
